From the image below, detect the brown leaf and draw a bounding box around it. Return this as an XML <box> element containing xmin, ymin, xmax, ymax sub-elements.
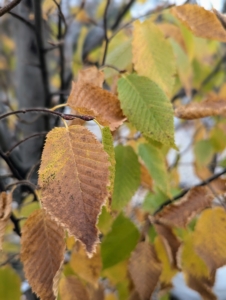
<box><xmin>171</xmin><ymin>4</ymin><xmax>226</xmax><ymax>42</ymax></box>
<box><xmin>213</xmin><ymin>8</ymin><xmax>226</xmax><ymax>30</ymax></box>
<box><xmin>128</xmin><ymin>241</ymin><xmax>162</xmax><ymax>300</ymax></box>
<box><xmin>175</xmin><ymin>94</ymin><xmax>226</xmax><ymax>119</ymax></box>
<box><xmin>154</xmin><ymin>187</ymin><xmax>213</xmax><ymax>227</ymax></box>
<box><xmin>59</xmin><ymin>276</ymin><xmax>89</xmax><ymax>300</ymax></box>
<box><xmin>38</xmin><ymin>125</ymin><xmax>110</xmax><ymax>254</ymax></box>
<box><xmin>78</xmin><ymin>66</ymin><xmax>104</xmax><ymax>87</ymax></box>
<box><xmin>70</xmin><ymin>242</ymin><xmax>102</xmax><ymax>286</ymax></box>
<box><xmin>186</xmin><ymin>274</ymin><xmax>217</xmax><ymax>300</ymax></box>
<box><xmin>67</xmin><ymin>72</ymin><xmax>125</xmax><ymax>131</ymax></box>
<box><xmin>20</xmin><ymin>209</ymin><xmax>65</xmax><ymax>300</ymax></box>
<box><xmin>88</xmin><ymin>283</ymin><xmax>105</xmax><ymax>300</ymax></box>
<box><xmin>140</xmin><ymin>163</ymin><xmax>153</xmax><ymax>191</ymax></box>
<box><xmin>154</xmin><ymin>223</ymin><xmax>181</xmax><ymax>267</ymax></box>
<box><xmin>194</xmin><ymin>207</ymin><xmax>226</xmax><ymax>274</ymax></box>
<box><xmin>0</xmin><ymin>192</ymin><xmax>12</xmax><ymax>250</ymax></box>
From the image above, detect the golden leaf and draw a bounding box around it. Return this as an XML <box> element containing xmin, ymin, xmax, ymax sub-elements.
<box><xmin>171</xmin><ymin>4</ymin><xmax>226</xmax><ymax>42</ymax></box>
<box><xmin>154</xmin><ymin>187</ymin><xmax>213</xmax><ymax>227</ymax></box>
<box><xmin>59</xmin><ymin>276</ymin><xmax>89</xmax><ymax>300</ymax></box>
<box><xmin>194</xmin><ymin>207</ymin><xmax>226</xmax><ymax>274</ymax></box>
<box><xmin>70</xmin><ymin>242</ymin><xmax>102</xmax><ymax>286</ymax></box>
<box><xmin>158</xmin><ymin>23</ymin><xmax>186</xmax><ymax>52</ymax></box>
<box><xmin>128</xmin><ymin>242</ymin><xmax>162</xmax><ymax>300</ymax></box>
<box><xmin>175</xmin><ymin>94</ymin><xmax>226</xmax><ymax>119</ymax></box>
<box><xmin>20</xmin><ymin>209</ymin><xmax>65</xmax><ymax>300</ymax></box>
<box><xmin>67</xmin><ymin>68</ymin><xmax>125</xmax><ymax>130</ymax></box>
<box><xmin>0</xmin><ymin>192</ymin><xmax>12</xmax><ymax>250</ymax></box>
<box><xmin>38</xmin><ymin>125</ymin><xmax>110</xmax><ymax>254</ymax></box>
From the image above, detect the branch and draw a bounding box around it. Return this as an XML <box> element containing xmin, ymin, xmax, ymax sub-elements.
<box><xmin>0</xmin><ymin>108</ymin><xmax>94</xmax><ymax>122</ymax></box>
<box><xmin>5</xmin><ymin>180</ymin><xmax>37</xmax><ymax>191</ymax></box>
<box><xmin>154</xmin><ymin>168</ymin><xmax>226</xmax><ymax>215</ymax></box>
<box><xmin>10</xmin><ymin>213</ymin><xmax>21</xmax><ymax>236</ymax></box>
<box><xmin>8</xmin><ymin>11</ymin><xmax>35</xmax><ymax>30</ymax></box>
<box><xmin>111</xmin><ymin>0</ymin><xmax>136</xmax><ymax>30</ymax></box>
<box><xmin>0</xmin><ymin>150</ymin><xmax>23</xmax><ymax>179</ymax></box>
<box><xmin>101</xmin><ymin>0</ymin><xmax>111</xmax><ymax>66</ymax></box>
<box><xmin>0</xmin><ymin>0</ymin><xmax>22</xmax><ymax>17</ymax></box>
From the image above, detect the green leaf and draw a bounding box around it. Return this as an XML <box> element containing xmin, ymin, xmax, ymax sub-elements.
<box><xmin>112</xmin><ymin>145</ymin><xmax>140</xmax><ymax>210</ymax></box>
<box><xmin>104</xmin><ymin>39</ymin><xmax>132</xmax><ymax>79</ymax></box>
<box><xmin>97</xmin><ymin>206</ymin><xmax>113</xmax><ymax>235</ymax></box>
<box><xmin>194</xmin><ymin>140</ymin><xmax>214</xmax><ymax>166</ymax></box>
<box><xmin>101</xmin><ymin>213</ymin><xmax>140</xmax><ymax>269</ymax></box>
<box><xmin>102</xmin><ymin>127</ymin><xmax>115</xmax><ymax>194</ymax></box>
<box><xmin>118</xmin><ymin>74</ymin><xmax>176</xmax><ymax>148</ymax></box>
<box><xmin>143</xmin><ymin>190</ymin><xmax>167</xmax><ymax>214</ymax></box>
<box><xmin>139</xmin><ymin>143</ymin><xmax>170</xmax><ymax>195</ymax></box>
<box><xmin>0</xmin><ymin>266</ymin><xmax>21</xmax><ymax>300</ymax></box>
<box><xmin>132</xmin><ymin>20</ymin><xmax>176</xmax><ymax>96</ymax></box>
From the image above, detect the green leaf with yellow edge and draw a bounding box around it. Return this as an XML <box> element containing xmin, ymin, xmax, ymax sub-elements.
<box><xmin>0</xmin><ymin>266</ymin><xmax>21</xmax><ymax>300</ymax></box>
<box><xmin>132</xmin><ymin>20</ymin><xmax>176</xmax><ymax>97</ymax></box>
<box><xmin>97</xmin><ymin>206</ymin><xmax>113</xmax><ymax>235</ymax></box>
<box><xmin>194</xmin><ymin>140</ymin><xmax>214</xmax><ymax>166</ymax></box>
<box><xmin>154</xmin><ymin>236</ymin><xmax>178</xmax><ymax>285</ymax></box>
<box><xmin>179</xmin><ymin>232</ymin><xmax>209</xmax><ymax>279</ymax></box>
<box><xmin>193</xmin><ymin>207</ymin><xmax>226</xmax><ymax>273</ymax></box>
<box><xmin>101</xmin><ymin>213</ymin><xmax>140</xmax><ymax>269</ymax></box>
<box><xmin>112</xmin><ymin>145</ymin><xmax>140</xmax><ymax>210</ymax></box>
<box><xmin>101</xmin><ymin>260</ymin><xmax>128</xmax><ymax>285</ymax></box>
<box><xmin>139</xmin><ymin>143</ymin><xmax>170</xmax><ymax>196</ymax></box>
<box><xmin>102</xmin><ymin>127</ymin><xmax>115</xmax><ymax>195</ymax></box>
<box><xmin>118</xmin><ymin>74</ymin><xmax>176</xmax><ymax>148</ymax></box>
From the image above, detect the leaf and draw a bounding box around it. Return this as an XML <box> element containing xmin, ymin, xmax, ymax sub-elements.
<box><xmin>112</xmin><ymin>145</ymin><xmax>140</xmax><ymax>210</ymax></box>
<box><xmin>175</xmin><ymin>94</ymin><xmax>226</xmax><ymax>119</ymax></box>
<box><xmin>97</xmin><ymin>206</ymin><xmax>113</xmax><ymax>235</ymax></box>
<box><xmin>154</xmin><ymin>187</ymin><xmax>214</xmax><ymax>227</ymax></box>
<box><xmin>140</xmin><ymin>162</ymin><xmax>153</xmax><ymax>191</ymax></box>
<box><xmin>59</xmin><ymin>276</ymin><xmax>89</xmax><ymax>300</ymax></box>
<box><xmin>77</xmin><ymin>66</ymin><xmax>104</xmax><ymax>87</ymax></box>
<box><xmin>67</xmin><ymin>69</ymin><xmax>125</xmax><ymax>130</ymax></box>
<box><xmin>118</xmin><ymin>74</ymin><xmax>176</xmax><ymax>148</ymax></box>
<box><xmin>158</xmin><ymin>23</ymin><xmax>186</xmax><ymax>52</ymax></box>
<box><xmin>0</xmin><ymin>266</ymin><xmax>21</xmax><ymax>300</ymax></box>
<box><xmin>20</xmin><ymin>209</ymin><xmax>65</xmax><ymax>300</ymax></box>
<box><xmin>88</xmin><ymin>284</ymin><xmax>105</xmax><ymax>300</ymax></box>
<box><xmin>171</xmin><ymin>4</ymin><xmax>226</xmax><ymax>42</ymax></box>
<box><xmin>193</xmin><ymin>207</ymin><xmax>226</xmax><ymax>273</ymax></box>
<box><xmin>101</xmin><ymin>260</ymin><xmax>128</xmax><ymax>285</ymax></box>
<box><xmin>101</xmin><ymin>213</ymin><xmax>140</xmax><ymax>269</ymax></box>
<box><xmin>128</xmin><ymin>242</ymin><xmax>162</xmax><ymax>300</ymax></box>
<box><xmin>138</xmin><ymin>143</ymin><xmax>170</xmax><ymax>195</ymax></box>
<box><xmin>70</xmin><ymin>242</ymin><xmax>102</xmax><ymax>286</ymax></box>
<box><xmin>132</xmin><ymin>20</ymin><xmax>176</xmax><ymax>96</ymax></box>
<box><xmin>102</xmin><ymin>127</ymin><xmax>115</xmax><ymax>195</ymax></box>
<box><xmin>38</xmin><ymin>125</ymin><xmax>109</xmax><ymax>254</ymax></box>
<box><xmin>0</xmin><ymin>192</ymin><xmax>12</xmax><ymax>250</ymax></box>
<box><xmin>154</xmin><ymin>236</ymin><xmax>178</xmax><ymax>286</ymax></box>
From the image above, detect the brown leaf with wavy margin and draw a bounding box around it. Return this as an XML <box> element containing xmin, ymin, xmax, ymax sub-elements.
<box><xmin>78</xmin><ymin>66</ymin><xmax>104</xmax><ymax>87</ymax></box>
<box><xmin>67</xmin><ymin>69</ymin><xmax>125</xmax><ymax>131</ymax></box>
<box><xmin>0</xmin><ymin>192</ymin><xmax>12</xmax><ymax>250</ymax></box>
<box><xmin>186</xmin><ymin>274</ymin><xmax>217</xmax><ymax>300</ymax></box>
<box><xmin>38</xmin><ymin>125</ymin><xmax>110</xmax><ymax>254</ymax></box>
<box><xmin>194</xmin><ymin>207</ymin><xmax>226</xmax><ymax>274</ymax></box>
<box><xmin>171</xmin><ymin>4</ymin><xmax>226</xmax><ymax>42</ymax></box>
<box><xmin>154</xmin><ymin>187</ymin><xmax>213</xmax><ymax>228</ymax></box>
<box><xmin>59</xmin><ymin>276</ymin><xmax>89</xmax><ymax>300</ymax></box>
<box><xmin>20</xmin><ymin>209</ymin><xmax>65</xmax><ymax>300</ymax></box>
<box><xmin>175</xmin><ymin>94</ymin><xmax>226</xmax><ymax>119</ymax></box>
<box><xmin>128</xmin><ymin>242</ymin><xmax>162</xmax><ymax>300</ymax></box>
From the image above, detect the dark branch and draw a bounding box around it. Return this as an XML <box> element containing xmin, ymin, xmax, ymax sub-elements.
<box><xmin>5</xmin><ymin>180</ymin><xmax>37</xmax><ymax>191</ymax></box>
<box><xmin>111</xmin><ymin>0</ymin><xmax>136</xmax><ymax>30</ymax></box>
<box><xmin>154</xmin><ymin>168</ymin><xmax>226</xmax><ymax>215</ymax></box>
<box><xmin>0</xmin><ymin>0</ymin><xmax>22</xmax><ymax>17</ymax></box>
<box><xmin>10</xmin><ymin>213</ymin><xmax>21</xmax><ymax>236</ymax></box>
<box><xmin>0</xmin><ymin>150</ymin><xmax>23</xmax><ymax>179</ymax></box>
<box><xmin>0</xmin><ymin>108</ymin><xmax>94</xmax><ymax>122</ymax></box>
<box><xmin>8</xmin><ymin>11</ymin><xmax>35</xmax><ymax>30</ymax></box>
<box><xmin>101</xmin><ymin>0</ymin><xmax>111</xmax><ymax>66</ymax></box>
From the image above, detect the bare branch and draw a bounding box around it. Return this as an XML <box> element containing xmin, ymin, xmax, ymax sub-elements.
<box><xmin>101</xmin><ymin>0</ymin><xmax>111</xmax><ymax>66</ymax></box>
<box><xmin>0</xmin><ymin>0</ymin><xmax>22</xmax><ymax>17</ymax></box>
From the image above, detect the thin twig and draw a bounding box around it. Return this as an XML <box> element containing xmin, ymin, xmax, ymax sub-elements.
<box><xmin>5</xmin><ymin>132</ymin><xmax>47</xmax><ymax>156</ymax></box>
<box><xmin>0</xmin><ymin>0</ymin><xmax>22</xmax><ymax>17</ymax></box>
<box><xmin>111</xmin><ymin>0</ymin><xmax>136</xmax><ymax>30</ymax></box>
<box><xmin>8</xmin><ymin>11</ymin><xmax>35</xmax><ymax>30</ymax></box>
<box><xmin>0</xmin><ymin>253</ymin><xmax>19</xmax><ymax>267</ymax></box>
<box><xmin>100</xmin><ymin>64</ymin><xmax>126</xmax><ymax>74</ymax></box>
<box><xmin>101</xmin><ymin>0</ymin><xmax>111</xmax><ymax>66</ymax></box>
<box><xmin>5</xmin><ymin>180</ymin><xmax>37</xmax><ymax>191</ymax></box>
<box><xmin>0</xmin><ymin>150</ymin><xmax>23</xmax><ymax>180</ymax></box>
<box><xmin>154</xmin><ymin>168</ymin><xmax>226</xmax><ymax>214</ymax></box>
<box><xmin>26</xmin><ymin>160</ymin><xmax>40</xmax><ymax>181</ymax></box>
<box><xmin>0</xmin><ymin>108</ymin><xmax>94</xmax><ymax>122</ymax></box>
<box><xmin>10</xmin><ymin>213</ymin><xmax>21</xmax><ymax>236</ymax></box>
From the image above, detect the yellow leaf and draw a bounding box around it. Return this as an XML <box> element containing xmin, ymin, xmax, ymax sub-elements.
<box><xmin>101</xmin><ymin>260</ymin><xmax>128</xmax><ymax>285</ymax></box>
<box><xmin>70</xmin><ymin>242</ymin><xmax>102</xmax><ymax>286</ymax></box>
<box><xmin>0</xmin><ymin>192</ymin><xmax>12</xmax><ymax>250</ymax></box>
<box><xmin>171</xmin><ymin>4</ymin><xmax>226</xmax><ymax>42</ymax></box>
<box><xmin>21</xmin><ymin>209</ymin><xmax>65</xmax><ymax>300</ymax></box>
<box><xmin>128</xmin><ymin>242</ymin><xmax>162</xmax><ymax>300</ymax></box>
<box><xmin>133</xmin><ymin>20</ymin><xmax>176</xmax><ymax>97</ymax></box>
<box><xmin>158</xmin><ymin>23</ymin><xmax>186</xmax><ymax>52</ymax></box>
<box><xmin>38</xmin><ymin>125</ymin><xmax>110</xmax><ymax>255</ymax></box>
<box><xmin>194</xmin><ymin>207</ymin><xmax>226</xmax><ymax>273</ymax></box>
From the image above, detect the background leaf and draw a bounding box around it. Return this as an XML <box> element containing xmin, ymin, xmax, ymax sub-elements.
<box><xmin>0</xmin><ymin>266</ymin><xmax>21</xmax><ymax>300</ymax></box>
<box><xmin>59</xmin><ymin>276</ymin><xmax>89</xmax><ymax>300</ymax></box>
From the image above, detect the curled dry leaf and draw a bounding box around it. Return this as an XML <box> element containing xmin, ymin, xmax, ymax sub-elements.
<box><xmin>154</xmin><ymin>187</ymin><xmax>213</xmax><ymax>228</ymax></box>
<box><xmin>38</xmin><ymin>125</ymin><xmax>110</xmax><ymax>254</ymax></box>
<box><xmin>59</xmin><ymin>276</ymin><xmax>89</xmax><ymax>300</ymax></box>
<box><xmin>0</xmin><ymin>192</ymin><xmax>12</xmax><ymax>250</ymax></box>
<box><xmin>20</xmin><ymin>209</ymin><xmax>65</xmax><ymax>300</ymax></box>
<box><xmin>128</xmin><ymin>242</ymin><xmax>162</xmax><ymax>300</ymax></box>
<box><xmin>175</xmin><ymin>94</ymin><xmax>226</xmax><ymax>119</ymax></box>
<box><xmin>171</xmin><ymin>4</ymin><xmax>226</xmax><ymax>42</ymax></box>
<box><xmin>67</xmin><ymin>68</ymin><xmax>125</xmax><ymax>131</ymax></box>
